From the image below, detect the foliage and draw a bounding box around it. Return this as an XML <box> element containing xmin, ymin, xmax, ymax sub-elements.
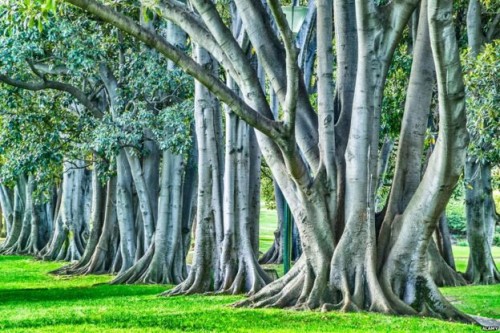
<box><xmin>380</xmin><ymin>41</ymin><xmax>412</xmax><ymax>139</ymax></box>
<box><xmin>260</xmin><ymin>160</ymin><xmax>276</xmax><ymax>210</ymax></box>
<box><xmin>462</xmin><ymin>41</ymin><xmax>500</xmax><ymax>165</ymax></box>
<box><xmin>494</xmin><ymin>229</ymin><xmax>500</xmax><ymax>247</ymax></box>
<box><xmin>155</xmin><ymin>99</ymin><xmax>194</xmax><ymax>156</ymax></box>
<box><xmin>0</xmin><ymin>88</ymin><xmax>89</xmax><ymax>199</ymax></box>
<box><xmin>446</xmin><ymin>198</ymin><xmax>467</xmax><ymax>236</ymax></box>
<box><xmin>0</xmin><ymin>255</ymin><xmax>497</xmax><ymax>332</ymax></box>
<box><xmin>0</xmin><ymin>2</ymin><xmax>195</xmax><ymax>189</ymax></box>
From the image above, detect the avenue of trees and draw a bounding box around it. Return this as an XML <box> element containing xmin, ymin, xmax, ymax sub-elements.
<box><xmin>0</xmin><ymin>0</ymin><xmax>498</xmax><ymax>325</ymax></box>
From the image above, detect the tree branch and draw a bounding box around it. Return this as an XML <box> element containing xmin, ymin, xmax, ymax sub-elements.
<box><xmin>62</xmin><ymin>0</ymin><xmax>281</xmax><ymax>139</ymax></box>
<box><xmin>0</xmin><ymin>73</ymin><xmax>103</xmax><ymax>118</ymax></box>
<box><xmin>188</xmin><ymin>0</ymin><xmax>275</xmax><ymax>120</ymax></box>
<box><xmin>267</xmin><ymin>0</ymin><xmax>299</xmax><ymax>135</ymax></box>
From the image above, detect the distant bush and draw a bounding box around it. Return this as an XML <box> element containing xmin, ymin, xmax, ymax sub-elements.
<box><xmin>494</xmin><ymin>227</ymin><xmax>500</xmax><ymax>247</ymax></box>
<box><xmin>446</xmin><ymin>199</ymin><xmax>467</xmax><ymax>236</ymax></box>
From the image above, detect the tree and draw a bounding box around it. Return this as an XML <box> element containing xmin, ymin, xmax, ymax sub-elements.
<box><xmin>0</xmin><ymin>4</ymin><xmax>197</xmax><ymax>280</ymax></box>
<box><xmin>50</xmin><ymin>0</ymin><xmax>475</xmax><ymax>321</ymax></box>
<box><xmin>463</xmin><ymin>0</ymin><xmax>500</xmax><ymax>283</ymax></box>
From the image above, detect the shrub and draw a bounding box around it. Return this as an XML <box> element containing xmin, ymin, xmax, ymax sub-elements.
<box><xmin>494</xmin><ymin>227</ymin><xmax>500</xmax><ymax>247</ymax></box>
<box><xmin>446</xmin><ymin>199</ymin><xmax>467</xmax><ymax>236</ymax></box>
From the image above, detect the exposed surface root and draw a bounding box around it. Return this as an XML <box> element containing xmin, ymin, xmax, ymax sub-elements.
<box><xmin>218</xmin><ymin>255</ymin><xmax>272</xmax><ymax>296</ymax></box>
<box><xmin>233</xmin><ymin>257</ymin><xmax>334</xmax><ymax>310</ymax></box>
<box><xmin>428</xmin><ymin>240</ymin><xmax>467</xmax><ymax>287</ymax></box>
<box><xmin>163</xmin><ymin>263</ymin><xmax>210</xmax><ymax>296</ymax></box>
<box><xmin>464</xmin><ymin>258</ymin><xmax>500</xmax><ymax>285</ymax></box>
<box><xmin>381</xmin><ymin>269</ymin><xmax>474</xmax><ymax>323</ymax></box>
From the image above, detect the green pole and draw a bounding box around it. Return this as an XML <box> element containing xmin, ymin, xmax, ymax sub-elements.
<box><xmin>283</xmin><ymin>203</ymin><xmax>292</xmax><ymax>274</ymax></box>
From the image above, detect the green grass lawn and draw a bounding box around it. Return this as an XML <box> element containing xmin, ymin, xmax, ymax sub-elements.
<box><xmin>0</xmin><ymin>210</ymin><xmax>498</xmax><ymax>332</ymax></box>
<box><xmin>259</xmin><ymin>209</ymin><xmax>278</xmax><ymax>254</ymax></box>
<box><xmin>0</xmin><ymin>256</ymin><xmax>498</xmax><ymax>332</ymax></box>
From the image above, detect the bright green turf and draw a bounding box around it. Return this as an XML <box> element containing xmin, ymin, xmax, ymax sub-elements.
<box><xmin>0</xmin><ymin>210</ymin><xmax>498</xmax><ymax>332</ymax></box>
<box><xmin>0</xmin><ymin>256</ymin><xmax>496</xmax><ymax>332</ymax></box>
<box><xmin>259</xmin><ymin>208</ymin><xmax>278</xmax><ymax>254</ymax></box>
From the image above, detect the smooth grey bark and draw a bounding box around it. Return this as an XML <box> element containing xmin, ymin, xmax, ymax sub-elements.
<box><xmin>332</xmin><ymin>0</ymin><xmax>357</xmax><ymax>240</ymax></box>
<box><xmin>375</xmin><ymin>4</ymin><xmax>463</xmax><ymax>288</ymax></box>
<box><xmin>379</xmin><ymin>0</ymin><xmax>470</xmax><ymax>320</ymax></box>
<box><xmin>219</xmin><ymin>113</ymin><xmax>271</xmax><ymax>295</ymax></box>
<box><xmin>21</xmin><ymin>175</ymin><xmax>51</xmax><ymax>254</ymax></box>
<box><xmin>1</xmin><ymin>175</ymin><xmax>51</xmax><ymax>256</ymax></box>
<box><xmin>180</xmin><ymin>137</ymin><xmax>198</xmax><ymax>264</ymax></box>
<box><xmin>125</xmin><ymin>148</ymin><xmax>155</xmax><ymax>253</ymax></box>
<box><xmin>0</xmin><ymin>185</ymin><xmax>14</xmax><ymax>239</ymax></box>
<box><xmin>99</xmin><ymin>64</ymin><xmax>155</xmax><ymax>267</ymax></box>
<box><xmin>428</xmin><ymin>238</ymin><xmax>466</xmax><ymax>287</ymax></box>
<box><xmin>377</xmin><ymin>0</ymin><xmax>435</xmax><ymax>267</ymax></box>
<box><xmin>52</xmin><ymin>168</ymin><xmax>112</xmax><ymax>275</ymax></box>
<box><xmin>40</xmin><ymin>160</ymin><xmax>90</xmax><ymax>261</ymax></box>
<box><xmin>78</xmin><ymin>176</ymin><xmax>120</xmax><ymax>274</ymax></box>
<box><xmin>143</xmin><ymin>132</ymin><xmax>160</xmax><ymax>229</ymax></box>
<box><xmin>248</xmin><ymin>126</ymin><xmax>262</xmax><ymax>256</ymax></box>
<box><xmin>167</xmin><ymin>44</ymin><xmax>224</xmax><ymax>295</ymax></box>
<box><xmin>436</xmin><ymin>214</ymin><xmax>456</xmax><ymax>270</ymax></box>
<box><xmin>0</xmin><ymin>176</ymin><xmax>43</xmax><ymax>255</ymax></box>
<box><xmin>112</xmin><ymin>150</ymin><xmax>187</xmax><ymax>284</ymax></box>
<box><xmin>115</xmin><ymin>151</ymin><xmax>137</xmax><ymax>273</ymax></box>
<box><xmin>0</xmin><ymin>178</ymin><xmax>26</xmax><ymax>253</ymax></box>
<box><xmin>466</xmin><ymin>0</ymin><xmax>484</xmax><ymax>58</ymax></box>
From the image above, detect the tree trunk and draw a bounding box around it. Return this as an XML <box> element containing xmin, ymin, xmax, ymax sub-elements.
<box><xmin>0</xmin><ymin>185</ymin><xmax>14</xmax><ymax>239</ymax></box>
<box><xmin>52</xmin><ymin>167</ymin><xmax>112</xmax><ymax>275</ymax></box>
<box><xmin>428</xmin><ymin>238</ymin><xmax>466</xmax><ymax>287</ymax></box>
<box><xmin>40</xmin><ymin>160</ymin><xmax>89</xmax><ymax>261</ymax></box>
<box><xmin>219</xmin><ymin>114</ymin><xmax>271</xmax><ymax>295</ymax></box>
<box><xmin>79</xmin><ymin>176</ymin><xmax>120</xmax><ymax>274</ymax></box>
<box><xmin>63</xmin><ymin>0</ymin><xmax>476</xmax><ymax>322</ymax></box>
<box><xmin>379</xmin><ymin>0</ymin><xmax>471</xmax><ymax>320</ymax></box>
<box><xmin>435</xmin><ymin>213</ymin><xmax>456</xmax><ymax>270</ymax></box>
<box><xmin>1</xmin><ymin>176</ymin><xmax>32</xmax><ymax>255</ymax></box>
<box><xmin>0</xmin><ymin>177</ymin><xmax>27</xmax><ymax>253</ymax></box>
<box><xmin>22</xmin><ymin>175</ymin><xmax>51</xmax><ymax>255</ymax></box>
<box><xmin>111</xmin><ymin>150</ymin><xmax>187</xmax><ymax>284</ymax></box>
<box><xmin>167</xmin><ymin>44</ymin><xmax>224</xmax><ymax>294</ymax></box>
<box><xmin>464</xmin><ymin>161</ymin><xmax>500</xmax><ymax>284</ymax></box>
<box><xmin>115</xmin><ymin>150</ymin><xmax>137</xmax><ymax>272</ymax></box>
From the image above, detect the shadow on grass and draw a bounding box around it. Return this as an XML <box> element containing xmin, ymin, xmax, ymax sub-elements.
<box><xmin>0</xmin><ymin>284</ymin><xmax>168</xmax><ymax>305</ymax></box>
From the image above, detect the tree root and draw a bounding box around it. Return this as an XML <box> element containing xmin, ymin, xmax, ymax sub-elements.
<box><xmin>465</xmin><ymin>269</ymin><xmax>500</xmax><ymax>285</ymax></box>
<box><xmin>380</xmin><ymin>268</ymin><xmax>475</xmax><ymax>323</ymax></box>
<box><xmin>50</xmin><ymin>244</ymin><xmax>118</xmax><ymax>276</ymax></box>
<box><xmin>233</xmin><ymin>257</ymin><xmax>335</xmax><ymax>310</ymax></box>
<box><xmin>163</xmin><ymin>262</ymin><xmax>211</xmax><ymax>296</ymax></box>
<box><xmin>218</xmin><ymin>253</ymin><xmax>272</xmax><ymax>296</ymax></box>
